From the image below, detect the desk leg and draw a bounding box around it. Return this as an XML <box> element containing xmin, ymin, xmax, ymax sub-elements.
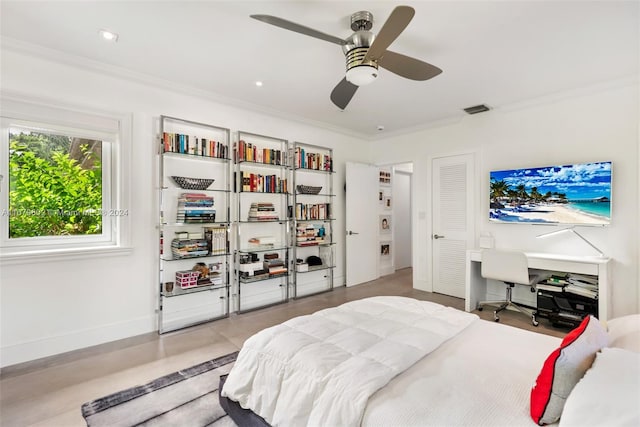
<box><xmin>466</xmin><ymin>257</ymin><xmax>487</xmax><ymax>312</ymax></box>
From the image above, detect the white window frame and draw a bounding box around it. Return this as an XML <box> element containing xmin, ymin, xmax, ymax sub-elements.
<box><xmin>0</xmin><ymin>95</ymin><xmax>131</xmax><ymax>262</ymax></box>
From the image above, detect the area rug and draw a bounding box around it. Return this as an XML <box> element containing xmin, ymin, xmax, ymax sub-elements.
<box><xmin>81</xmin><ymin>351</ymin><xmax>238</xmax><ymax>427</ymax></box>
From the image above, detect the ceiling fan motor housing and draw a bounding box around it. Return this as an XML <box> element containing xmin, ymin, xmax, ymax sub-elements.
<box><xmin>343</xmin><ymin>26</ymin><xmax>378</xmax><ymax>85</ymax></box>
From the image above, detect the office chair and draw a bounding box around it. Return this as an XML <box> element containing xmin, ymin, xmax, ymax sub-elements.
<box><xmin>478</xmin><ymin>249</ymin><xmax>539</xmax><ymax>326</ymax></box>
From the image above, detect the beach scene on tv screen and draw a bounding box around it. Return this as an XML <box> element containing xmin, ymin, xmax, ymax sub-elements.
<box><xmin>489</xmin><ymin>161</ymin><xmax>611</xmax><ymax>225</ymax></box>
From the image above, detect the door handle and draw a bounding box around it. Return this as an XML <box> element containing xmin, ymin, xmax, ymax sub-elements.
<box><xmin>348</xmin><ymin>230</ymin><xmax>360</xmax><ymax>235</ymax></box>
<box><xmin>433</xmin><ymin>234</ymin><xmax>445</xmax><ymax>239</ymax></box>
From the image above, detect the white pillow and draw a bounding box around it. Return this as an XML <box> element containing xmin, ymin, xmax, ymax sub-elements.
<box><xmin>559</xmin><ymin>347</ymin><xmax>640</xmax><ymax>426</ymax></box>
<box><xmin>607</xmin><ymin>314</ymin><xmax>640</xmax><ymax>353</ymax></box>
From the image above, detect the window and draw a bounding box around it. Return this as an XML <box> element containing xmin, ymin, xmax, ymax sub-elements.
<box><xmin>0</xmin><ymin>97</ymin><xmax>131</xmax><ymax>258</ymax></box>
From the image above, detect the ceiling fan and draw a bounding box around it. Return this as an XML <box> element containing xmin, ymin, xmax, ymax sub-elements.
<box><xmin>251</xmin><ymin>6</ymin><xmax>442</xmax><ymax>110</ymax></box>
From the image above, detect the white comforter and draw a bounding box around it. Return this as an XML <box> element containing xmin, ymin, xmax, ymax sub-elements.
<box><xmin>221</xmin><ymin>296</ymin><xmax>478</xmax><ymax>427</ymax></box>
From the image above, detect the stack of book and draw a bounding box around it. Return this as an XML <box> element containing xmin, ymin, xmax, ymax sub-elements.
<box><xmin>565</xmin><ymin>273</ymin><xmax>598</xmax><ymax>299</ymax></box>
<box><xmin>536</xmin><ymin>274</ymin><xmax>569</xmax><ymax>293</ymax></box>
<box><xmin>536</xmin><ymin>272</ymin><xmax>598</xmax><ymax>300</ymax></box>
<box><xmin>248</xmin><ymin>202</ymin><xmax>278</xmax><ymax>221</ymax></box>
<box><xmin>171</xmin><ymin>238</ymin><xmax>209</xmax><ymax>259</ymax></box>
<box><xmin>296</xmin><ymin>223</ymin><xmax>326</xmax><ymax>246</ymax></box>
<box><xmin>264</xmin><ymin>253</ymin><xmax>287</xmax><ymax>276</ymax></box>
<box><xmin>248</xmin><ymin>236</ymin><xmax>276</xmax><ymax>249</ymax></box>
<box><xmin>177</xmin><ymin>193</ymin><xmax>215</xmax><ymax>223</ymax></box>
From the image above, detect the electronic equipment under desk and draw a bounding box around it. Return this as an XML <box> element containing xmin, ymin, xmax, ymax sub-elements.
<box><xmin>465</xmin><ymin>249</ymin><xmax>612</xmax><ymax>322</ymax></box>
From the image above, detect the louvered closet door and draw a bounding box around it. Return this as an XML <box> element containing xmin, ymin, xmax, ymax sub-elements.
<box><xmin>432</xmin><ymin>154</ymin><xmax>474</xmax><ymax>298</ymax></box>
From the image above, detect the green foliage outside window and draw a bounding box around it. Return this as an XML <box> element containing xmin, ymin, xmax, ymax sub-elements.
<box><xmin>8</xmin><ymin>130</ymin><xmax>103</xmax><ymax>238</ymax></box>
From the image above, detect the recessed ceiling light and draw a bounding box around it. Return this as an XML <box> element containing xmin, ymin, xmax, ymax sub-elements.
<box><xmin>255</xmin><ymin>81</ymin><xmax>264</xmax><ymax>87</ymax></box>
<box><xmin>377</xmin><ymin>125</ymin><xmax>385</xmax><ymax>131</ymax></box>
<box><xmin>99</xmin><ymin>29</ymin><xmax>119</xmax><ymax>42</ymax></box>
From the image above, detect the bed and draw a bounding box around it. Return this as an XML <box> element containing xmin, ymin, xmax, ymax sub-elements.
<box><xmin>219</xmin><ymin>296</ymin><xmax>639</xmax><ymax>427</ymax></box>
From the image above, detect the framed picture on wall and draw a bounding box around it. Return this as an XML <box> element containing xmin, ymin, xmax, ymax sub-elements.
<box><xmin>380</xmin><ymin>243</ymin><xmax>391</xmax><ymax>257</ymax></box>
<box><xmin>384</xmin><ymin>196</ymin><xmax>392</xmax><ymax>210</ymax></box>
<box><xmin>380</xmin><ymin>215</ymin><xmax>391</xmax><ymax>233</ymax></box>
<box><xmin>379</xmin><ymin>170</ymin><xmax>391</xmax><ymax>185</ymax></box>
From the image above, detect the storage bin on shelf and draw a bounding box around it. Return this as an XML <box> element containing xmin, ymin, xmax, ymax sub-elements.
<box><xmin>175</xmin><ymin>270</ymin><xmax>201</xmax><ymax>289</ymax></box>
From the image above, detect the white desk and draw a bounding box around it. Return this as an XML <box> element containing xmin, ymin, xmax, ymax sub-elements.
<box><xmin>465</xmin><ymin>249</ymin><xmax>612</xmax><ymax>322</ymax></box>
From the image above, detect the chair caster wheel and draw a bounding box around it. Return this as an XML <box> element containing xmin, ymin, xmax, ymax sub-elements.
<box><xmin>478</xmin><ymin>307</ymin><xmax>484</xmax><ymax>311</ymax></box>
<box><xmin>532</xmin><ymin>318</ymin><xmax>539</xmax><ymax>327</ymax></box>
<box><xmin>494</xmin><ymin>313</ymin><xmax>500</xmax><ymax>322</ymax></box>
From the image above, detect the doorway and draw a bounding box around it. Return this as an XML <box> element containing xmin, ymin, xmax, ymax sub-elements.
<box><xmin>393</xmin><ymin>164</ymin><xmax>412</xmax><ymax>270</ymax></box>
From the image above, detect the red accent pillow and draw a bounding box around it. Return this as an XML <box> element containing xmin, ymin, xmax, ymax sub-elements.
<box><xmin>530</xmin><ymin>315</ymin><xmax>608</xmax><ymax>425</ymax></box>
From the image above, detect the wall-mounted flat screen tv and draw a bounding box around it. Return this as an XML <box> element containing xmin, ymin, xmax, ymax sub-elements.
<box><xmin>489</xmin><ymin>161</ymin><xmax>611</xmax><ymax>225</ymax></box>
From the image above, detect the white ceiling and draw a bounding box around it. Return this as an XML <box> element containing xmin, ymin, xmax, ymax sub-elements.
<box><xmin>1</xmin><ymin>1</ymin><xmax>638</xmax><ymax>138</ymax></box>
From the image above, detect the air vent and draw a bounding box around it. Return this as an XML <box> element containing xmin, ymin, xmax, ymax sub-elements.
<box><xmin>463</xmin><ymin>104</ymin><xmax>491</xmax><ymax>115</ymax></box>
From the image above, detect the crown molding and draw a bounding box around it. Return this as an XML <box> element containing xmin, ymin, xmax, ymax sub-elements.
<box><xmin>1</xmin><ymin>37</ymin><xmax>370</xmax><ymax>141</ymax></box>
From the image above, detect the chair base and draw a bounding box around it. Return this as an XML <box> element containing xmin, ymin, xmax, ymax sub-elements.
<box><xmin>478</xmin><ymin>285</ymin><xmax>539</xmax><ymax>326</ymax></box>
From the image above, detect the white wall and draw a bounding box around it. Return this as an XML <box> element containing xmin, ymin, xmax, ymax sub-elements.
<box><xmin>0</xmin><ymin>49</ymin><xmax>369</xmax><ymax>367</ymax></box>
<box><xmin>370</xmin><ymin>80</ymin><xmax>639</xmax><ymax>317</ymax></box>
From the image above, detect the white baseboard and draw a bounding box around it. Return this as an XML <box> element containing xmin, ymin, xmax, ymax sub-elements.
<box><xmin>1</xmin><ymin>315</ymin><xmax>155</xmax><ymax>368</ymax></box>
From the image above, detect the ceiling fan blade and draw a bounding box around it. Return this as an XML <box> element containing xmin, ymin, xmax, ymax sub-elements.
<box><xmin>250</xmin><ymin>14</ymin><xmax>347</xmax><ymax>46</ymax></box>
<box><xmin>330</xmin><ymin>77</ymin><xmax>359</xmax><ymax>110</ymax></box>
<box><xmin>378</xmin><ymin>50</ymin><xmax>443</xmax><ymax>81</ymax></box>
<box><xmin>364</xmin><ymin>6</ymin><xmax>415</xmax><ymax>62</ymax></box>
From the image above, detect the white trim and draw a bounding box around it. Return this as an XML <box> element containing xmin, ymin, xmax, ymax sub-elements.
<box><xmin>0</xmin><ymin>310</ymin><xmax>153</xmax><ymax>367</ymax></box>
<box><xmin>0</xmin><ymin>94</ymin><xmax>132</xmax><ymax>259</ymax></box>
<box><xmin>0</xmin><ymin>246</ymin><xmax>133</xmax><ymax>266</ymax></box>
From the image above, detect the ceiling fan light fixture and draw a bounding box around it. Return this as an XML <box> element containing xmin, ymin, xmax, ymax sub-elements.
<box><xmin>346</xmin><ymin>65</ymin><xmax>378</xmax><ymax>86</ymax></box>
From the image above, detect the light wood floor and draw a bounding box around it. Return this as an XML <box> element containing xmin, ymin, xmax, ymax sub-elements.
<box><xmin>0</xmin><ymin>268</ymin><xmax>567</xmax><ymax>427</ymax></box>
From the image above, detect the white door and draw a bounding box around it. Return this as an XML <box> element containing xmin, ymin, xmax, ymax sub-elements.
<box><xmin>346</xmin><ymin>162</ymin><xmax>379</xmax><ymax>287</ymax></box>
<box><xmin>432</xmin><ymin>154</ymin><xmax>474</xmax><ymax>298</ymax></box>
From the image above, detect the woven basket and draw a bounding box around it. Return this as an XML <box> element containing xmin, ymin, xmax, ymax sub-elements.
<box><xmin>296</xmin><ymin>185</ymin><xmax>322</xmax><ymax>195</ymax></box>
<box><xmin>171</xmin><ymin>176</ymin><xmax>215</xmax><ymax>190</ymax></box>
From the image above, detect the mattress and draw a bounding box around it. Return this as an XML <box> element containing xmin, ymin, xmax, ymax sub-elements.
<box><xmin>362</xmin><ymin>319</ymin><xmax>561</xmax><ymax>426</ymax></box>
<box><xmin>220</xmin><ymin>307</ymin><xmax>562</xmax><ymax>427</ymax></box>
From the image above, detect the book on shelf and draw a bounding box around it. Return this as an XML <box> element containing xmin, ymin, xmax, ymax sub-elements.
<box><xmin>248</xmin><ymin>202</ymin><xmax>279</xmax><ymax>221</ymax></box>
<box><xmin>204</xmin><ymin>227</ymin><xmax>227</xmax><ymax>255</ymax></box>
<box><xmin>536</xmin><ymin>283</ymin><xmax>565</xmax><ymax>292</ymax></box>
<box><xmin>163</xmin><ymin>132</ymin><xmax>228</xmax><ymax>158</ymax></box>
<box><xmin>566</xmin><ymin>275</ymin><xmax>598</xmax><ymax>290</ymax></box>
<box><xmin>564</xmin><ymin>284</ymin><xmax>598</xmax><ymax>299</ymax></box>
<box><xmin>237</xmin><ymin>172</ymin><xmax>288</xmax><ymax>193</ymax></box>
<box><xmin>239</xmin><ymin>261</ymin><xmax>264</xmax><ymax>274</ymax></box>
<box><xmin>294</xmin><ymin>146</ymin><xmax>332</xmax><ymax>171</ymax></box>
<box><xmin>248</xmin><ymin>236</ymin><xmax>276</xmax><ymax>248</ymax></box>
<box><xmin>264</xmin><ymin>259</ymin><xmax>284</xmax><ymax>268</ymax></box>
<box><xmin>268</xmin><ymin>266</ymin><xmax>288</xmax><ymax>275</ymax></box>
<box><xmin>171</xmin><ymin>238</ymin><xmax>209</xmax><ymax>259</ymax></box>
<box><xmin>546</xmin><ymin>274</ymin><xmax>570</xmax><ymax>285</ymax></box>
<box><xmin>178</xmin><ymin>193</ymin><xmax>216</xmax><ymax>223</ymax></box>
<box><xmin>235</xmin><ymin>140</ymin><xmax>286</xmax><ymax>166</ymax></box>
<box><xmin>295</xmin><ymin>203</ymin><xmax>331</xmax><ymax>220</ymax></box>
<box><xmin>567</xmin><ymin>273</ymin><xmax>598</xmax><ymax>285</ymax></box>
<box><xmin>295</xmin><ymin>223</ymin><xmax>327</xmax><ymax>245</ymax></box>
